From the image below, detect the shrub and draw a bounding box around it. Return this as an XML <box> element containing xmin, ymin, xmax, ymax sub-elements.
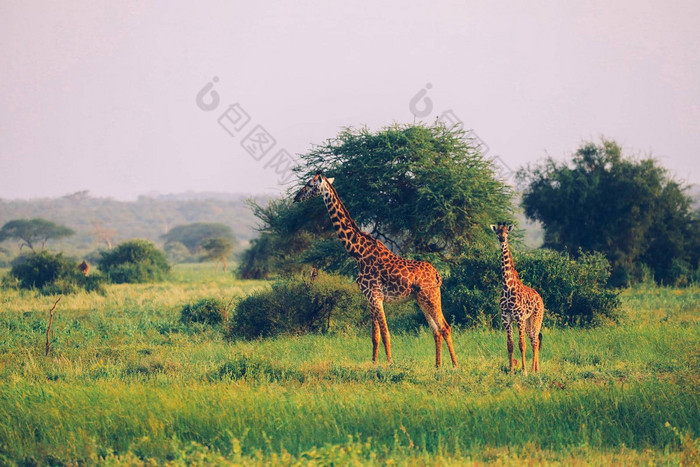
<box><xmin>98</xmin><ymin>240</ymin><xmax>170</xmax><ymax>284</ymax></box>
<box><xmin>7</xmin><ymin>251</ymin><xmax>105</xmax><ymax>294</ymax></box>
<box><xmin>180</xmin><ymin>298</ymin><xmax>228</xmax><ymax>326</ymax></box>
<box><xmin>522</xmin><ymin>249</ymin><xmax>621</xmax><ymax>326</ymax></box>
<box><xmin>228</xmin><ymin>271</ymin><xmax>368</xmax><ymax>339</ymax></box>
<box><xmin>442</xmin><ymin>245</ymin><xmax>621</xmax><ymax>328</ymax></box>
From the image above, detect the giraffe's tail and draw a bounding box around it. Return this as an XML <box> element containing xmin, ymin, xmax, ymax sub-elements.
<box><xmin>538</xmin><ymin>332</ymin><xmax>543</xmax><ymax>351</ymax></box>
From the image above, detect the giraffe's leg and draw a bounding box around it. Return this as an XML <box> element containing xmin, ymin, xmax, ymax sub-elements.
<box><xmin>435</xmin><ymin>290</ymin><xmax>457</xmax><ymax>368</ymax></box>
<box><xmin>377</xmin><ymin>309</ymin><xmax>392</xmax><ymax>363</ymax></box>
<box><xmin>433</xmin><ymin>332</ymin><xmax>443</xmax><ymax>368</ymax></box>
<box><xmin>371</xmin><ymin>317</ymin><xmax>380</xmax><ymax>363</ymax></box>
<box><xmin>527</xmin><ymin>317</ymin><xmax>540</xmax><ymax>373</ymax></box>
<box><xmin>417</xmin><ymin>289</ymin><xmax>457</xmax><ymax>368</ymax></box>
<box><xmin>369</xmin><ymin>294</ymin><xmax>391</xmax><ymax>363</ymax></box>
<box><xmin>504</xmin><ymin>319</ymin><xmax>514</xmax><ymax>373</ymax></box>
<box><xmin>441</xmin><ymin>320</ymin><xmax>457</xmax><ymax>368</ymax></box>
<box><xmin>533</xmin><ymin>301</ymin><xmax>545</xmax><ymax>372</ymax></box>
<box><xmin>518</xmin><ymin>322</ymin><xmax>528</xmax><ymax>376</ymax></box>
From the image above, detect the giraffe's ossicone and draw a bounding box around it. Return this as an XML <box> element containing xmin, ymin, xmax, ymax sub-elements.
<box><xmin>491</xmin><ymin>222</ymin><xmax>544</xmax><ymax>375</ymax></box>
<box><xmin>294</xmin><ymin>172</ymin><xmax>458</xmax><ymax>368</ymax></box>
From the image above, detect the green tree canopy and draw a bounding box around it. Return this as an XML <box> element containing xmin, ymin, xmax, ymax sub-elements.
<box><xmin>240</xmin><ymin>123</ymin><xmax>514</xmax><ymax>278</ymax></box>
<box><xmin>162</xmin><ymin>223</ymin><xmax>235</xmax><ymax>254</ymax></box>
<box><xmin>518</xmin><ymin>138</ymin><xmax>700</xmax><ymax>286</ymax></box>
<box><xmin>0</xmin><ymin>218</ymin><xmax>74</xmax><ymax>251</ymax></box>
<box><xmin>200</xmin><ymin>237</ymin><xmax>234</xmax><ymax>271</ymax></box>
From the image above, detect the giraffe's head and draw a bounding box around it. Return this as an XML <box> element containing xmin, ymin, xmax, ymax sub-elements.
<box><xmin>490</xmin><ymin>222</ymin><xmax>514</xmax><ymax>245</ymax></box>
<box><xmin>293</xmin><ymin>172</ymin><xmax>335</xmax><ymax>203</ymax></box>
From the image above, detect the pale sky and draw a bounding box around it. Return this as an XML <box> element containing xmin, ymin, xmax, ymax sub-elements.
<box><xmin>1</xmin><ymin>1</ymin><xmax>698</xmax><ymax>200</ymax></box>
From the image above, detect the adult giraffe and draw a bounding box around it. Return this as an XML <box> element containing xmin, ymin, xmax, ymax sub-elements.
<box><xmin>294</xmin><ymin>172</ymin><xmax>458</xmax><ymax>367</ymax></box>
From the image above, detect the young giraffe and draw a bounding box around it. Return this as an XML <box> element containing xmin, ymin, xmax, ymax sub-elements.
<box><xmin>491</xmin><ymin>222</ymin><xmax>544</xmax><ymax>375</ymax></box>
<box><xmin>294</xmin><ymin>173</ymin><xmax>458</xmax><ymax>367</ymax></box>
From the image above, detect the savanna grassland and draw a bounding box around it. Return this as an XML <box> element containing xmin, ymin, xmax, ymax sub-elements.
<box><xmin>0</xmin><ymin>264</ymin><xmax>698</xmax><ymax>465</ymax></box>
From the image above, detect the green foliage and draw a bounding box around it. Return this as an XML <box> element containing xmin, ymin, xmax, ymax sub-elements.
<box><xmin>240</xmin><ymin>123</ymin><xmax>513</xmax><ymax>278</ymax></box>
<box><xmin>0</xmin><ymin>218</ymin><xmax>74</xmax><ymax>251</ymax></box>
<box><xmin>236</xmin><ymin>234</ymin><xmax>278</xmax><ymax>279</ymax></box>
<box><xmin>163</xmin><ymin>241</ymin><xmax>193</xmax><ymax>264</ymax></box>
<box><xmin>0</xmin><ymin>246</ymin><xmax>12</xmax><ymax>267</ymax></box>
<box><xmin>520</xmin><ymin>249</ymin><xmax>621</xmax><ymax>326</ymax></box>
<box><xmin>180</xmin><ymin>298</ymin><xmax>228</xmax><ymax>326</ymax></box>
<box><xmin>229</xmin><ymin>271</ymin><xmax>368</xmax><ymax>339</ymax></box>
<box><xmin>6</xmin><ymin>250</ymin><xmax>104</xmax><ymax>294</ymax></box>
<box><xmin>200</xmin><ymin>237</ymin><xmax>234</xmax><ymax>271</ymax></box>
<box><xmin>98</xmin><ymin>239</ymin><xmax>170</xmax><ymax>283</ymax></box>
<box><xmin>300</xmin><ymin>237</ymin><xmax>358</xmax><ymax>277</ymax></box>
<box><xmin>442</xmin><ymin>245</ymin><xmax>621</xmax><ymax>328</ymax></box>
<box><xmin>238</xmin><ymin>199</ymin><xmax>329</xmax><ymax>279</ymax></box>
<box><xmin>163</xmin><ymin>223</ymin><xmax>235</xmax><ymax>254</ymax></box>
<box><xmin>296</xmin><ymin>124</ymin><xmax>513</xmax><ymax>254</ymax></box>
<box><xmin>519</xmin><ymin>139</ymin><xmax>700</xmax><ymax>286</ymax></box>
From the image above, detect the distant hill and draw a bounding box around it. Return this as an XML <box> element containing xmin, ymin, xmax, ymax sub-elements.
<box><xmin>0</xmin><ymin>191</ymin><xmax>273</xmax><ymax>262</ymax></box>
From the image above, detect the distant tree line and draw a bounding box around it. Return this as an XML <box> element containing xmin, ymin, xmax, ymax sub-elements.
<box><xmin>0</xmin><ymin>194</ymin><xmax>265</xmax><ymax>261</ymax></box>
<box><xmin>0</xmin><ymin>219</ymin><xmax>235</xmax><ymax>293</ymax></box>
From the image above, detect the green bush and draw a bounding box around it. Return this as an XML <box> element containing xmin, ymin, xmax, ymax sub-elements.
<box><xmin>442</xmin><ymin>245</ymin><xmax>621</xmax><ymax>328</ymax></box>
<box><xmin>228</xmin><ymin>271</ymin><xmax>369</xmax><ymax>339</ymax></box>
<box><xmin>180</xmin><ymin>298</ymin><xmax>228</xmax><ymax>326</ymax></box>
<box><xmin>6</xmin><ymin>251</ymin><xmax>105</xmax><ymax>295</ymax></box>
<box><xmin>98</xmin><ymin>240</ymin><xmax>170</xmax><ymax>284</ymax></box>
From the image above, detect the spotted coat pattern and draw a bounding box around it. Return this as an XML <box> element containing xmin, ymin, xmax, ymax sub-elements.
<box><xmin>491</xmin><ymin>223</ymin><xmax>544</xmax><ymax>374</ymax></box>
<box><xmin>295</xmin><ymin>173</ymin><xmax>458</xmax><ymax>367</ymax></box>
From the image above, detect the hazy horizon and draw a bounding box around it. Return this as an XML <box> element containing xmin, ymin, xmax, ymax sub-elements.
<box><xmin>2</xmin><ymin>1</ymin><xmax>699</xmax><ymax>201</ymax></box>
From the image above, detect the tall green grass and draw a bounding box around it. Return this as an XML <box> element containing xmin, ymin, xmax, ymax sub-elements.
<box><xmin>0</xmin><ymin>264</ymin><xmax>698</xmax><ymax>465</ymax></box>
<box><xmin>2</xmin><ymin>379</ymin><xmax>696</xmax><ymax>463</ymax></box>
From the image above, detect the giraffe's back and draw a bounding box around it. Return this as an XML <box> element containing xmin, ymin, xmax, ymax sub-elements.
<box><xmin>358</xmin><ymin>244</ymin><xmax>441</xmax><ymax>303</ymax></box>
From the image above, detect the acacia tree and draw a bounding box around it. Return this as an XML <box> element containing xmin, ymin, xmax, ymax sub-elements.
<box><xmin>162</xmin><ymin>223</ymin><xmax>235</xmax><ymax>254</ymax></box>
<box><xmin>239</xmin><ymin>123</ymin><xmax>514</xmax><ymax>278</ymax></box>
<box><xmin>0</xmin><ymin>218</ymin><xmax>74</xmax><ymax>252</ymax></box>
<box><xmin>518</xmin><ymin>139</ymin><xmax>700</xmax><ymax>286</ymax></box>
<box><xmin>200</xmin><ymin>237</ymin><xmax>234</xmax><ymax>271</ymax></box>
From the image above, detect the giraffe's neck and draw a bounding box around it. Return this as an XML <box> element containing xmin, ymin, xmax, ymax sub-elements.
<box><xmin>321</xmin><ymin>182</ymin><xmax>368</xmax><ymax>259</ymax></box>
<box><xmin>500</xmin><ymin>240</ymin><xmax>520</xmax><ymax>289</ymax></box>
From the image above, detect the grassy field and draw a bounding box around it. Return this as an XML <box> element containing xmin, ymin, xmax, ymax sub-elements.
<box><xmin>0</xmin><ymin>264</ymin><xmax>698</xmax><ymax>465</ymax></box>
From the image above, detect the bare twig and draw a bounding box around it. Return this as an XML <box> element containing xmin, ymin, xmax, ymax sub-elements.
<box><xmin>222</xmin><ymin>293</ymin><xmax>239</xmax><ymax>323</ymax></box>
<box><xmin>45</xmin><ymin>295</ymin><xmax>62</xmax><ymax>356</ymax></box>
